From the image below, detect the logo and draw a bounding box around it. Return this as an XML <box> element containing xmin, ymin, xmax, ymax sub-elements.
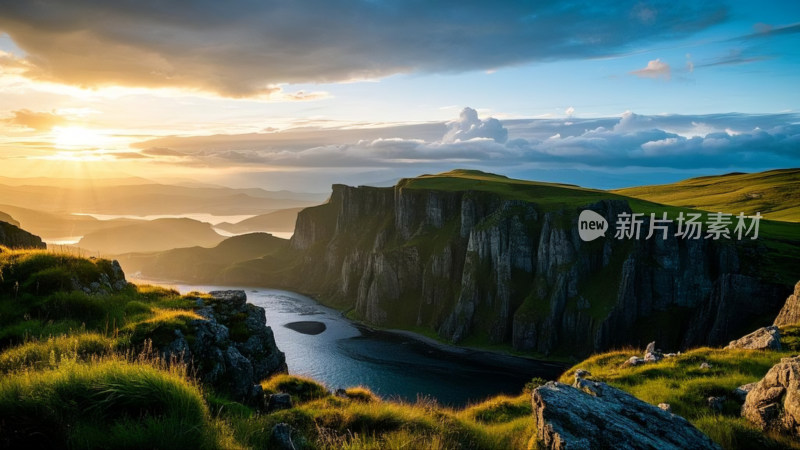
<box><xmin>578</xmin><ymin>210</ymin><xmax>608</xmax><ymax>242</ymax></box>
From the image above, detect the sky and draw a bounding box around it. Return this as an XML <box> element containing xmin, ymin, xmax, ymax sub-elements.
<box><xmin>0</xmin><ymin>0</ymin><xmax>798</xmax><ymax>192</ymax></box>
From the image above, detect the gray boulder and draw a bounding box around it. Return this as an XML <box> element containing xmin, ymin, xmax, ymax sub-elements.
<box><xmin>774</xmin><ymin>281</ymin><xmax>800</xmax><ymax>327</ymax></box>
<box><xmin>742</xmin><ymin>356</ymin><xmax>800</xmax><ymax>438</ymax></box>
<box><xmin>267</xmin><ymin>393</ymin><xmax>294</xmax><ymax>412</ymax></box>
<box><xmin>733</xmin><ymin>382</ymin><xmax>757</xmax><ymax>403</ymax></box>
<box><xmin>724</xmin><ymin>326</ymin><xmax>781</xmax><ymax>351</ymax></box>
<box><xmin>269</xmin><ymin>423</ymin><xmax>296</xmax><ymax>450</ymax></box>
<box><xmin>532</xmin><ymin>378</ymin><xmax>720</xmax><ymax>449</ymax></box>
<box><xmin>644</xmin><ymin>341</ymin><xmax>663</xmax><ymax>363</ymax></box>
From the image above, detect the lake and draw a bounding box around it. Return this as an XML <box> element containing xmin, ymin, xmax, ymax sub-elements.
<box><xmin>159</xmin><ymin>283</ymin><xmax>568</xmax><ymax>406</ymax></box>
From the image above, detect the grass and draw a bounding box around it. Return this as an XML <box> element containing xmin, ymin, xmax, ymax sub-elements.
<box><xmin>613</xmin><ymin>168</ymin><xmax>800</xmax><ymax>222</ymax></box>
<box><xmin>558</xmin><ymin>344</ymin><xmax>800</xmax><ymax>450</ymax></box>
<box><xmin>1</xmin><ymin>230</ymin><xmax>799</xmax><ymax>448</ymax></box>
<box><xmin>0</xmin><ymin>357</ymin><xmax>226</xmax><ymax>449</ymax></box>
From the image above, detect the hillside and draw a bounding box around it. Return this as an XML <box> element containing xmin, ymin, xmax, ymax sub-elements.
<box><xmin>0</xmin><ymin>180</ymin><xmax>326</xmax><ymax>216</ymax></box>
<box><xmin>77</xmin><ymin>218</ymin><xmax>226</xmax><ymax>254</ymax></box>
<box><xmin>215</xmin><ymin>207</ymin><xmax>303</xmax><ymax>234</ymax></box>
<box><xmin>613</xmin><ymin>168</ymin><xmax>800</xmax><ymax>222</ymax></box>
<box><xmin>0</xmin><ymin>245</ymin><xmax>799</xmax><ymax>448</ymax></box>
<box><xmin>118</xmin><ymin>232</ymin><xmax>289</xmax><ymax>282</ymax></box>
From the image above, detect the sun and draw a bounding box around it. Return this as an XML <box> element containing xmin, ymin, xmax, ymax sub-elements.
<box><xmin>52</xmin><ymin>126</ymin><xmax>108</xmax><ymax>150</ymax></box>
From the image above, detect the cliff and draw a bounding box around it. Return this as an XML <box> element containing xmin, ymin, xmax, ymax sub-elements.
<box><xmin>0</xmin><ymin>220</ymin><xmax>45</xmax><ymax>249</ymax></box>
<box><xmin>283</xmin><ymin>171</ymin><xmax>796</xmax><ymax>357</ymax></box>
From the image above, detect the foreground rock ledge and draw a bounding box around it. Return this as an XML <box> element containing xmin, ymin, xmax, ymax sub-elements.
<box><xmin>742</xmin><ymin>355</ymin><xmax>800</xmax><ymax>438</ymax></box>
<box><xmin>532</xmin><ymin>380</ymin><xmax>720</xmax><ymax>450</ymax></box>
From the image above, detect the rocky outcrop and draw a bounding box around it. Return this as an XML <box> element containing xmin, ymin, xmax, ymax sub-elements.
<box><xmin>162</xmin><ymin>290</ymin><xmax>287</xmax><ymax>402</ymax></box>
<box><xmin>742</xmin><ymin>356</ymin><xmax>800</xmax><ymax>438</ymax></box>
<box><xmin>531</xmin><ymin>376</ymin><xmax>720</xmax><ymax>449</ymax></box>
<box><xmin>0</xmin><ymin>221</ymin><xmax>45</xmax><ymax>249</ymax></box>
<box><xmin>724</xmin><ymin>326</ymin><xmax>782</xmax><ymax>350</ymax></box>
<box><xmin>71</xmin><ymin>259</ymin><xmax>130</xmax><ymax>295</ymax></box>
<box><xmin>282</xmin><ymin>177</ymin><xmax>792</xmax><ymax>357</ymax></box>
<box><xmin>774</xmin><ymin>281</ymin><xmax>800</xmax><ymax>327</ymax></box>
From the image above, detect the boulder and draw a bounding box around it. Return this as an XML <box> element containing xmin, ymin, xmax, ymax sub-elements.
<box><xmin>621</xmin><ymin>356</ymin><xmax>645</xmax><ymax>368</ymax></box>
<box><xmin>267</xmin><ymin>393</ymin><xmax>294</xmax><ymax>412</ymax></box>
<box><xmin>732</xmin><ymin>383</ymin><xmax>757</xmax><ymax>403</ymax></box>
<box><xmin>774</xmin><ymin>281</ymin><xmax>800</xmax><ymax>327</ymax></box>
<box><xmin>707</xmin><ymin>396</ymin><xmax>725</xmax><ymax>412</ymax></box>
<box><xmin>269</xmin><ymin>423</ymin><xmax>296</xmax><ymax>450</ymax></box>
<box><xmin>532</xmin><ymin>377</ymin><xmax>721</xmax><ymax>449</ymax></box>
<box><xmin>658</xmin><ymin>403</ymin><xmax>672</xmax><ymax>413</ymax></box>
<box><xmin>742</xmin><ymin>356</ymin><xmax>800</xmax><ymax>438</ymax></box>
<box><xmin>644</xmin><ymin>341</ymin><xmax>663</xmax><ymax>363</ymax></box>
<box><xmin>724</xmin><ymin>326</ymin><xmax>781</xmax><ymax>351</ymax></box>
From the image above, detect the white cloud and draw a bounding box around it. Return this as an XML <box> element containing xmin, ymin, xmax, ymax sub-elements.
<box><xmin>442</xmin><ymin>107</ymin><xmax>508</xmax><ymax>144</ymax></box>
<box><xmin>631</xmin><ymin>59</ymin><xmax>671</xmax><ymax>80</ymax></box>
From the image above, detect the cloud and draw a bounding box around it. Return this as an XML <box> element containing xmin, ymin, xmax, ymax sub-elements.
<box><xmin>631</xmin><ymin>59</ymin><xmax>671</xmax><ymax>79</ymax></box>
<box><xmin>0</xmin><ymin>1</ymin><xmax>728</xmax><ymax>97</ymax></box>
<box><xmin>130</xmin><ymin>108</ymin><xmax>800</xmax><ymax>176</ymax></box>
<box><xmin>695</xmin><ymin>49</ymin><xmax>770</xmax><ymax>68</ymax></box>
<box><xmin>5</xmin><ymin>109</ymin><xmax>68</xmax><ymax>131</ymax></box>
<box><xmin>565</xmin><ymin>106</ymin><xmax>575</xmax><ymax>117</ymax></box>
<box><xmin>442</xmin><ymin>108</ymin><xmax>508</xmax><ymax>144</ymax></box>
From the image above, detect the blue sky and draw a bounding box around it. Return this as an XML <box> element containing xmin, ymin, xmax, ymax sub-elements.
<box><xmin>0</xmin><ymin>1</ymin><xmax>797</xmax><ymax>191</ymax></box>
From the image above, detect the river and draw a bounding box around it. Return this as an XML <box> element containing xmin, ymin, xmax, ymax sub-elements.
<box><xmin>151</xmin><ymin>282</ymin><xmax>568</xmax><ymax>406</ymax></box>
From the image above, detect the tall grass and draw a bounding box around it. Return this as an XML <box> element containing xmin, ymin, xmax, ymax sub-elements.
<box><xmin>0</xmin><ymin>357</ymin><xmax>227</xmax><ymax>449</ymax></box>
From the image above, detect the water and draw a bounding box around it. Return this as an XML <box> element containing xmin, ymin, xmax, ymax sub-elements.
<box><xmin>163</xmin><ymin>283</ymin><xmax>568</xmax><ymax>406</ymax></box>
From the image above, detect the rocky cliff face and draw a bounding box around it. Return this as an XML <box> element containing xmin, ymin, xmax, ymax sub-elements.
<box><xmin>287</xmin><ymin>182</ymin><xmax>792</xmax><ymax>357</ymax></box>
<box><xmin>0</xmin><ymin>221</ymin><xmax>45</xmax><ymax>249</ymax></box>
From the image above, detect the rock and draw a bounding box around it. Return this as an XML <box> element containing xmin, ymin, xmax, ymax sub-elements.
<box><xmin>733</xmin><ymin>383</ymin><xmax>757</xmax><ymax>403</ymax></box>
<box><xmin>644</xmin><ymin>341</ymin><xmax>663</xmax><ymax>363</ymax></box>
<box><xmin>269</xmin><ymin>423</ymin><xmax>296</xmax><ymax>450</ymax></box>
<box><xmin>574</xmin><ymin>369</ymin><xmax>591</xmax><ymax>379</ymax></box>
<box><xmin>267</xmin><ymin>393</ymin><xmax>293</xmax><ymax>412</ymax></box>
<box><xmin>621</xmin><ymin>356</ymin><xmax>645</xmax><ymax>368</ymax></box>
<box><xmin>160</xmin><ymin>290</ymin><xmax>287</xmax><ymax>402</ymax></box>
<box><xmin>724</xmin><ymin>326</ymin><xmax>781</xmax><ymax>351</ymax></box>
<box><xmin>659</xmin><ymin>403</ymin><xmax>672</xmax><ymax>413</ymax></box>
<box><xmin>774</xmin><ymin>281</ymin><xmax>800</xmax><ymax>327</ymax></box>
<box><xmin>742</xmin><ymin>356</ymin><xmax>800</xmax><ymax>438</ymax></box>
<box><xmin>532</xmin><ymin>380</ymin><xmax>721</xmax><ymax>450</ymax></box>
<box><xmin>334</xmin><ymin>388</ymin><xmax>348</xmax><ymax>398</ymax></box>
<box><xmin>707</xmin><ymin>396</ymin><xmax>725</xmax><ymax>412</ymax></box>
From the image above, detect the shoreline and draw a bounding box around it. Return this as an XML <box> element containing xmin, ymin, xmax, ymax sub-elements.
<box><xmin>130</xmin><ymin>277</ymin><xmax>571</xmax><ymax>376</ymax></box>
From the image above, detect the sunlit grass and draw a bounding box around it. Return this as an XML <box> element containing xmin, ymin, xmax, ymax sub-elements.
<box><xmin>558</xmin><ymin>345</ymin><xmax>800</xmax><ymax>450</ymax></box>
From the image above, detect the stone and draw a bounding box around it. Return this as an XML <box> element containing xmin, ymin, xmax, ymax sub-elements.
<box><xmin>659</xmin><ymin>403</ymin><xmax>672</xmax><ymax>413</ymax></box>
<box><xmin>707</xmin><ymin>396</ymin><xmax>725</xmax><ymax>412</ymax></box>
<box><xmin>700</xmin><ymin>362</ymin><xmax>712</xmax><ymax>369</ymax></box>
<box><xmin>267</xmin><ymin>393</ymin><xmax>293</xmax><ymax>412</ymax></box>
<box><xmin>724</xmin><ymin>326</ymin><xmax>781</xmax><ymax>351</ymax></box>
<box><xmin>774</xmin><ymin>281</ymin><xmax>800</xmax><ymax>327</ymax></box>
<box><xmin>732</xmin><ymin>383</ymin><xmax>757</xmax><ymax>403</ymax></box>
<box><xmin>621</xmin><ymin>356</ymin><xmax>645</xmax><ymax>368</ymax></box>
<box><xmin>532</xmin><ymin>380</ymin><xmax>721</xmax><ymax>449</ymax></box>
<box><xmin>644</xmin><ymin>341</ymin><xmax>663</xmax><ymax>363</ymax></box>
<box><xmin>269</xmin><ymin>423</ymin><xmax>296</xmax><ymax>450</ymax></box>
<box><xmin>742</xmin><ymin>356</ymin><xmax>800</xmax><ymax>438</ymax></box>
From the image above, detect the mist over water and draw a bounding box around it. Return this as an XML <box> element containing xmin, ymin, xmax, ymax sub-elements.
<box><xmin>167</xmin><ymin>284</ymin><xmax>566</xmax><ymax>406</ymax></box>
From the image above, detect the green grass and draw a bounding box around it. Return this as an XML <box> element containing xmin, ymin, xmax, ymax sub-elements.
<box><xmin>613</xmin><ymin>168</ymin><xmax>800</xmax><ymax>222</ymax></box>
<box><xmin>559</xmin><ymin>344</ymin><xmax>800</xmax><ymax>450</ymax></box>
<box><xmin>0</xmin><ymin>358</ymin><xmax>227</xmax><ymax>449</ymax></box>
